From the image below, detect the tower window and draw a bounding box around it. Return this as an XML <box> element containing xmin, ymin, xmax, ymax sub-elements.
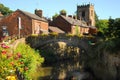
<box><xmin>82</xmin><ymin>11</ymin><xmax>85</xmax><ymax>17</ymax></box>
<box><xmin>91</xmin><ymin>10</ymin><xmax>93</xmax><ymax>16</ymax></box>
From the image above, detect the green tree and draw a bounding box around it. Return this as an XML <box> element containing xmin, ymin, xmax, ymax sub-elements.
<box><xmin>113</xmin><ymin>18</ymin><xmax>120</xmax><ymax>38</ymax></box>
<box><xmin>52</xmin><ymin>9</ymin><xmax>67</xmax><ymax>20</ymax></box>
<box><xmin>75</xmin><ymin>25</ymin><xmax>79</xmax><ymax>35</ymax></box>
<box><xmin>52</xmin><ymin>13</ymin><xmax>59</xmax><ymax>20</ymax></box>
<box><xmin>96</xmin><ymin>19</ymin><xmax>109</xmax><ymax>33</ymax></box>
<box><xmin>60</xmin><ymin>9</ymin><xmax>67</xmax><ymax>16</ymax></box>
<box><xmin>104</xmin><ymin>17</ymin><xmax>120</xmax><ymax>39</ymax></box>
<box><xmin>0</xmin><ymin>3</ymin><xmax>13</xmax><ymax>16</ymax></box>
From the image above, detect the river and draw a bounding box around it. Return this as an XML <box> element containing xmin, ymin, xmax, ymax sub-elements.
<box><xmin>31</xmin><ymin>59</ymin><xmax>94</xmax><ymax>80</ymax></box>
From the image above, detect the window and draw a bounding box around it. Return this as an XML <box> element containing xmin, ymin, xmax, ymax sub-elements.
<box><xmin>2</xmin><ymin>26</ymin><xmax>9</xmax><ymax>36</ymax></box>
<box><xmin>91</xmin><ymin>10</ymin><xmax>93</xmax><ymax>16</ymax></box>
<box><xmin>82</xmin><ymin>11</ymin><xmax>85</xmax><ymax>17</ymax></box>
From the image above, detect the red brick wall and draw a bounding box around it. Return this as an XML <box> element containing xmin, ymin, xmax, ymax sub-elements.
<box><xmin>71</xmin><ymin>26</ymin><xmax>89</xmax><ymax>35</ymax></box>
<box><xmin>52</xmin><ymin>16</ymin><xmax>72</xmax><ymax>33</ymax></box>
<box><xmin>71</xmin><ymin>25</ymin><xmax>79</xmax><ymax>34</ymax></box>
<box><xmin>79</xmin><ymin>27</ymin><xmax>89</xmax><ymax>35</ymax></box>
<box><xmin>89</xmin><ymin>27</ymin><xmax>97</xmax><ymax>34</ymax></box>
<box><xmin>0</xmin><ymin>10</ymin><xmax>32</xmax><ymax>37</ymax></box>
<box><xmin>32</xmin><ymin>19</ymin><xmax>48</xmax><ymax>34</ymax></box>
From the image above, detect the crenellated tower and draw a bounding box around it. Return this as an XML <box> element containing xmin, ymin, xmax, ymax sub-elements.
<box><xmin>77</xmin><ymin>3</ymin><xmax>95</xmax><ymax>26</ymax></box>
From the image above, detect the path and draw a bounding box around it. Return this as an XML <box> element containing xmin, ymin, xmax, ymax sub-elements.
<box><xmin>9</xmin><ymin>38</ymin><xmax>25</xmax><ymax>50</ymax></box>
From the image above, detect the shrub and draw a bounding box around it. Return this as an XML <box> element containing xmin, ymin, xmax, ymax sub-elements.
<box><xmin>66</xmin><ymin>33</ymin><xmax>74</xmax><ymax>37</ymax></box>
<box><xmin>40</xmin><ymin>33</ymin><xmax>48</xmax><ymax>37</ymax></box>
<box><xmin>49</xmin><ymin>32</ymin><xmax>58</xmax><ymax>37</ymax></box>
<box><xmin>0</xmin><ymin>42</ymin><xmax>44</xmax><ymax>79</ymax></box>
<box><xmin>14</xmin><ymin>43</ymin><xmax>44</xmax><ymax>79</ymax></box>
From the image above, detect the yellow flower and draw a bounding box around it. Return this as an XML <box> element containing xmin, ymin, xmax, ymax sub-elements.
<box><xmin>6</xmin><ymin>75</ymin><xmax>16</xmax><ymax>80</ymax></box>
<box><xmin>20</xmin><ymin>68</ymin><xmax>24</xmax><ymax>73</ymax></box>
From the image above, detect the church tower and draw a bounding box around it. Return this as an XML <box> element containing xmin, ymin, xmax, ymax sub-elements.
<box><xmin>77</xmin><ymin>3</ymin><xmax>95</xmax><ymax>26</ymax></box>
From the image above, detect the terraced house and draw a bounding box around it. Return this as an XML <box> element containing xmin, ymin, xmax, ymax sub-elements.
<box><xmin>50</xmin><ymin>3</ymin><xmax>97</xmax><ymax>35</ymax></box>
<box><xmin>51</xmin><ymin>15</ymin><xmax>89</xmax><ymax>35</ymax></box>
<box><xmin>0</xmin><ymin>9</ymin><xmax>48</xmax><ymax>37</ymax></box>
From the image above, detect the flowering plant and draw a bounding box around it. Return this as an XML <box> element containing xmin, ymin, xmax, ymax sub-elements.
<box><xmin>0</xmin><ymin>42</ymin><xmax>44</xmax><ymax>79</ymax></box>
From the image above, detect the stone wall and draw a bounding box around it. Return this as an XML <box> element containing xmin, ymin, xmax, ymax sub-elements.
<box><xmin>84</xmin><ymin>47</ymin><xmax>120</xmax><ymax>80</ymax></box>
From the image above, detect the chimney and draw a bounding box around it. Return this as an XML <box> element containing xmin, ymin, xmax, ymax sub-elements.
<box><xmin>73</xmin><ymin>15</ymin><xmax>77</xmax><ymax>19</ymax></box>
<box><xmin>0</xmin><ymin>12</ymin><xmax>3</xmax><ymax>16</ymax></box>
<box><xmin>68</xmin><ymin>15</ymin><xmax>72</xmax><ymax>18</ymax></box>
<box><xmin>35</xmin><ymin>9</ymin><xmax>42</xmax><ymax>17</ymax></box>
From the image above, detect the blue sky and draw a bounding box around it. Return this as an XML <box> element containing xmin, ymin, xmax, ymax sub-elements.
<box><xmin>0</xmin><ymin>0</ymin><xmax>120</xmax><ymax>19</ymax></box>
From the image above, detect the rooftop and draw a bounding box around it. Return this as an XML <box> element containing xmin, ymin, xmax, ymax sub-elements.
<box><xmin>17</xmin><ymin>9</ymin><xmax>47</xmax><ymax>22</ymax></box>
<box><xmin>61</xmin><ymin>15</ymin><xmax>88</xmax><ymax>27</ymax></box>
<box><xmin>49</xmin><ymin>26</ymin><xmax>65</xmax><ymax>33</ymax></box>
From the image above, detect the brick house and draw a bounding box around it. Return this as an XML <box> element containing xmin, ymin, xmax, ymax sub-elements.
<box><xmin>51</xmin><ymin>15</ymin><xmax>89</xmax><ymax>35</ymax></box>
<box><xmin>0</xmin><ymin>9</ymin><xmax>48</xmax><ymax>37</ymax></box>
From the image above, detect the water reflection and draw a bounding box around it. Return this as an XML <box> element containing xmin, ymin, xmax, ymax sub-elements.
<box><xmin>33</xmin><ymin>59</ymin><xmax>92</xmax><ymax>80</ymax></box>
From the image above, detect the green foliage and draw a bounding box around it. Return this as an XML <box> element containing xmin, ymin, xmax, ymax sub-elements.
<box><xmin>14</xmin><ymin>43</ymin><xmax>44</xmax><ymax>79</ymax></box>
<box><xmin>40</xmin><ymin>33</ymin><xmax>48</xmax><ymax>37</ymax></box>
<box><xmin>31</xmin><ymin>34</ymin><xmax>39</xmax><ymax>37</ymax></box>
<box><xmin>0</xmin><ymin>42</ymin><xmax>44</xmax><ymax>79</ymax></box>
<box><xmin>95</xmin><ymin>17</ymin><xmax>120</xmax><ymax>54</ymax></box>
<box><xmin>52</xmin><ymin>13</ymin><xmax>59</xmax><ymax>20</ymax></box>
<box><xmin>0</xmin><ymin>3</ymin><xmax>13</xmax><ymax>15</ymax></box>
<box><xmin>0</xmin><ymin>44</ymin><xmax>16</xmax><ymax>79</ymax></box>
<box><xmin>95</xmin><ymin>38</ymin><xmax>120</xmax><ymax>53</ymax></box>
<box><xmin>96</xmin><ymin>19</ymin><xmax>109</xmax><ymax>33</ymax></box>
<box><xmin>60</xmin><ymin>9</ymin><xmax>67</xmax><ymax>15</ymax></box>
<box><xmin>104</xmin><ymin>17</ymin><xmax>120</xmax><ymax>39</ymax></box>
<box><xmin>52</xmin><ymin>9</ymin><xmax>67</xmax><ymax>20</ymax></box>
<box><xmin>66</xmin><ymin>33</ymin><xmax>74</xmax><ymax>37</ymax></box>
<box><xmin>75</xmin><ymin>25</ymin><xmax>79</xmax><ymax>35</ymax></box>
<box><xmin>49</xmin><ymin>32</ymin><xmax>58</xmax><ymax>37</ymax></box>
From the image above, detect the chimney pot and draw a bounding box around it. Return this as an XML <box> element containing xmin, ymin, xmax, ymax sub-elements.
<box><xmin>73</xmin><ymin>15</ymin><xmax>77</xmax><ymax>19</ymax></box>
<box><xmin>35</xmin><ymin>9</ymin><xmax>42</xmax><ymax>17</ymax></box>
<box><xmin>68</xmin><ymin>15</ymin><xmax>72</xmax><ymax>18</ymax></box>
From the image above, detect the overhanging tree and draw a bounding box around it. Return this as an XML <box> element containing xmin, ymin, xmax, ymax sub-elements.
<box><xmin>0</xmin><ymin>3</ymin><xmax>13</xmax><ymax>16</ymax></box>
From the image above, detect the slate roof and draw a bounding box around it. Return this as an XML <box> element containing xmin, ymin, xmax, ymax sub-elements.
<box><xmin>17</xmin><ymin>9</ymin><xmax>47</xmax><ymax>22</ymax></box>
<box><xmin>49</xmin><ymin>26</ymin><xmax>65</xmax><ymax>33</ymax></box>
<box><xmin>60</xmin><ymin>15</ymin><xmax>88</xmax><ymax>27</ymax></box>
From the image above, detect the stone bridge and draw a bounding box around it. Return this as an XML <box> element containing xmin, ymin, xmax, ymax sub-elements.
<box><xmin>26</xmin><ymin>34</ymin><xmax>92</xmax><ymax>54</ymax></box>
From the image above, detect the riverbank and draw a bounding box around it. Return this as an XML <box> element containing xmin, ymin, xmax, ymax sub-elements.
<box><xmin>83</xmin><ymin>38</ymin><xmax>120</xmax><ymax>80</ymax></box>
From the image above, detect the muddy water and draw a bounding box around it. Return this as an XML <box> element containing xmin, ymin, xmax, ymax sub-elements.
<box><xmin>32</xmin><ymin>59</ymin><xmax>93</xmax><ymax>80</ymax></box>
